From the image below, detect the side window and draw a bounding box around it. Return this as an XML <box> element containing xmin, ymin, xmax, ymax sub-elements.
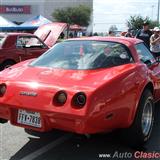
<box><xmin>97</xmin><ymin>43</ymin><xmax>134</xmax><ymax>67</ymax></box>
<box><xmin>135</xmin><ymin>43</ymin><xmax>156</xmax><ymax>64</ymax></box>
<box><xmin>16</xmin><ymin>36</ymin><xmax>46</xmax><ymax>48</ymax></box>
<box><xmin>16</xmin><ymin>37</ymin><xmax>26</xmax><ymax>47</ymax></box>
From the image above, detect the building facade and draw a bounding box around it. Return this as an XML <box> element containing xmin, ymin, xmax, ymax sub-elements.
<box><xmin>0</xmin><ymin>0</ymin><xmax>93</xmax><ymax>23</ymax></box>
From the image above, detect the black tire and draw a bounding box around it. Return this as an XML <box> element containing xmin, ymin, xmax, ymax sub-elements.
<box><xmin>0</xmin><ymin>60</ymin><xmax>16</xmax><ymax>71</ymax></box>
<box><xmin>0</xmin><ymin>118</ymin><xmax>8</xmax><ymax>124</ymax></box>
<box><xmin>125</xmin><ymin>89</ymin><xmax>154</xmax><ymax>148</ymax></box>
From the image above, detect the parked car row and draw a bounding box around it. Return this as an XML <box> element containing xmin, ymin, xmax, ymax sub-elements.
<box><xmin>0</xmin><ymin>34</ymin><xmax>159</xmax><ymax>147</ymax></box>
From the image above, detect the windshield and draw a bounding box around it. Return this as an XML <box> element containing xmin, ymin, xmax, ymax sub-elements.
<box><xmin>30</xmin><ymin>40</ymin><xmax>133</xmax><ymax>70</ymax></box>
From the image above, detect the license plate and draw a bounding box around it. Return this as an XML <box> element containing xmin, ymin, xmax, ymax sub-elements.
<box><xmin>17</xmin><ymin>109</ymin><xmax>41</xmax><ymax>128</ymax></box>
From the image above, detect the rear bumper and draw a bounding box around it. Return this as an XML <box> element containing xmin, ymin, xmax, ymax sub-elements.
<box><xmin>0</xmin><ymin>104</ymin><xmax>95</xmax><ymax>134</ymax></box>
<box><xmin>0</xmin><ymin>103</ymin><xmax>130</xmax><ymax>134</ymax></box>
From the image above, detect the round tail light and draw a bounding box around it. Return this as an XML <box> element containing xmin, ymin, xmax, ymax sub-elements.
<box><xmin>72</xmin><ymin>92</ymin><xmax>86</xmax><ymax>108</ymax></box>
<box><xmin>0</xmin><ymin>84</ymin><xmax>6</xmax><ymax>97</ymax></box>
<box><xmin>53</xmin><ymin>91</ymin><xmax>67</xmax><ymax>106</ymax></box>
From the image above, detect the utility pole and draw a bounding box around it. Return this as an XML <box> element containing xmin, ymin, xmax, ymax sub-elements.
<box><xmin>158</xmin><ymin>0</ymin><xmax>160</xmax><ymax>24</ymax></box>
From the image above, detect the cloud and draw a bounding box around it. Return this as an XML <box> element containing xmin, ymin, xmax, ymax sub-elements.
<box><xmin>93</xmin><ymin>0</ymin><xmax>158</xmax><ymax>32</ymax></box>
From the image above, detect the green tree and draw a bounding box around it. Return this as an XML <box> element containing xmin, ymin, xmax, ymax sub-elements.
<box><xmin>149</xmin><ymin>20</ymin><xmax>159</xmax><ymax>29</ymax></box>
<box><xmin>127</xmin><ymin>15</ymin><xmax>159</xmax><ymax>30</ymax></box>
<box><xmin>52</xmin><ymin>5</ymin><xmax>91</xmax><ymax>26</ymax></box>
<box><xmin>109</xmin><ymin>25</ymin><xmax>118</xmax><ymax>31</ymax></box>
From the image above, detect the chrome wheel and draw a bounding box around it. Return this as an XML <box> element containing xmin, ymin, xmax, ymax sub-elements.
<box><xmin>141</xmin><ymin>99</ymin><xmax>153</xmax><ymax>136</ymax></box>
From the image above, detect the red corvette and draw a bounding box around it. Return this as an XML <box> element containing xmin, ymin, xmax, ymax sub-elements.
<box><xmin>0</xmin><ymin>37</ymin><xmax>159</xmax><ymax>146</ymax></box>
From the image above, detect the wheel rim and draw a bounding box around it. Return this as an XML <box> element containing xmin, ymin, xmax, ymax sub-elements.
<box><xmin>141</xmin><ymin>99</ymin><xmax>153</xmax><ymax>136</ymax></box>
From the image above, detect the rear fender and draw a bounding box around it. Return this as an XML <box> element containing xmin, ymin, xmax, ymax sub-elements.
<box><xmin>128</xmin><ymin>80</ymin><xmax>154</xmax><ymax>126</ymax></box>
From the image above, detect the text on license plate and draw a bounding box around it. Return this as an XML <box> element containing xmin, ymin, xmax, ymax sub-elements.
<box><xmin>17</xmin><ymin>109</ymin><xmax>41</xmax><ymax>128</ymax></box>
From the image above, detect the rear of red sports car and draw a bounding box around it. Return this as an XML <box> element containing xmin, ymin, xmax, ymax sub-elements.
<box><xmin>0</xmin><ymin>38</ymin><xmax>156</xmax><ymax>147</ymax></box>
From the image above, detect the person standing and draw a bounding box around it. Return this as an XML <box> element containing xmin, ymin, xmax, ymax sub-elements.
<box><xmin>108</xmin><ymin>30</ymin><xmax>115</xmax><ymax>36</ymax></box>
<box><xmin>124</xmin><ymin>29</ymin><xmax>133</xmax><ymax>37</ymax></box>
<box><xmin>136</xmin><ymin>22</ymin><xmax>152</xmax><ymax>48</ymax></box>
<box><xmin>150</xmin><ymin>27</ymin><xmax>160</xmax><ymax>57</ymax></box>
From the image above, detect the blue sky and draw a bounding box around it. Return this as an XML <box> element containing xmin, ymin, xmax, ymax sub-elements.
<box><xmin>93</xmin><ymin>0</ymin><xmax>159</xmax><ymax>32</ymax></box>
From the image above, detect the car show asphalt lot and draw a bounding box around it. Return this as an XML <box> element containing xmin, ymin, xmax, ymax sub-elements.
<box><xmin>0</xmin><ymin>103</ymin><xmax>160</xmax><ymax>160</ymax></box>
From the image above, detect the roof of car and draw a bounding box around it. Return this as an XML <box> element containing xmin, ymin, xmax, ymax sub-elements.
<box><xmin>0</xmin><ymin>32</ymin><xmax>34</xmax><ymax>37</ymax></box>
<box><xmin>67</xmin><ymin>36</ymin><xmax>143</xmax><ymax>45</ymax></box>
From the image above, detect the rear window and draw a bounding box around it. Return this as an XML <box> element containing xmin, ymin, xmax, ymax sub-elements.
<box><xmin>30</xmin><ymin>40</ymin><xmax>133</xmax><ymax>70</ymax></box>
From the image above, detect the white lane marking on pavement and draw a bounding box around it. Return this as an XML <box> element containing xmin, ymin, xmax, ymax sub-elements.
<box><xmin>21</xmin><ymin>133</ymin><xmax>72</xmax><ymax>160</ymax></box>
